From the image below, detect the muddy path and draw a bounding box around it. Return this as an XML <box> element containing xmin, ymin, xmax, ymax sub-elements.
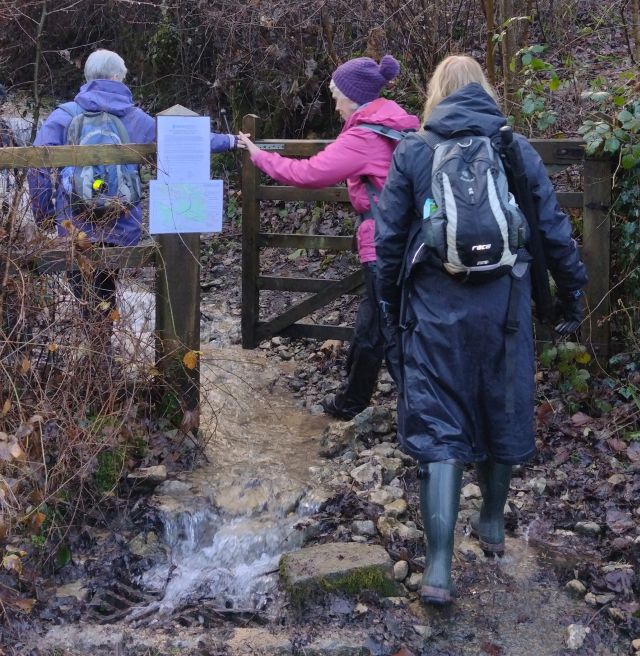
<box><xmin>27</xmin><ymin>282</ymin><xmax>631</xmax><ymax>655</ymax></box>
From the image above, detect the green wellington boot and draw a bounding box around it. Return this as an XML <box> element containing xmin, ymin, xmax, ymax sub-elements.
<box><xmin>419</xmin><ymin>460</ymin><xmax>463</xmax><ymax>605</ymax></box>
<box><xmin>470</xmin><ymin>459</ymin><xmax>513</xmax><ymax>556</ymax></box>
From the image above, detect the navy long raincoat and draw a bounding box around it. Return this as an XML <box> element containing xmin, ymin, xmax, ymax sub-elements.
<box><xmin>376</xmin><ymin>83</ymin><xmax>587</xmax><ymax>466</ymax></box>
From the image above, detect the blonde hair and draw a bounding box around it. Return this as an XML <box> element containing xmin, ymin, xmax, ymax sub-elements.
<box><xmin>422</xmin><ymin>55</ymin><xmax>497</xmax><ymax>123</ymax></box>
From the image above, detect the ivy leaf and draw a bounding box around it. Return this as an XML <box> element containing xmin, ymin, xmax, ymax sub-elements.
<box><xmin>522</xmin><ymin>97</ymin><xmax>536</xmax><ymax>115</ymax></box>
<box><xmin>604</xmin><ymin>136</ymin><xmax>621</xmax><ymax>154</ymax></box>
<box><xmin>549</xmin><ymin>74</ymin><xmax>560</xmax><ymax>91</ymax></box>
<box><xmin>622</xmin><ymin>153</ymin><xmax>639</xmax><ymax>169</ymax></box>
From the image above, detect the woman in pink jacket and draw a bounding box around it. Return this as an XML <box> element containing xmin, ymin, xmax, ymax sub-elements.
<box><xmin>238</xmin><ymin>55</ymin><xmax>419</xmax><ymax>420</ymax></box>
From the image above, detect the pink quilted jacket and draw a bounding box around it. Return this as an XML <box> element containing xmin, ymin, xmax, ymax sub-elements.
<box><xmin>250</xmin><ymin>98</ymin><xmax>419</xmax><ymax>263</ymax></box>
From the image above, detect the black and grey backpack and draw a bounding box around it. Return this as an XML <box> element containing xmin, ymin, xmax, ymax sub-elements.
<box><xmin>420</xmin><ymin>131</ymin><xmax>527</xmax><ymax>281</ymax></box>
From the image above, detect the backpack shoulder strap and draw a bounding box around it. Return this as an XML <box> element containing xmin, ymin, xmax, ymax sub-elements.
<box><xmin>57</xmin><ymin>101</ymin><xmax>83</xmax><ymax>118</ymax></box>
<box><xmin>416</xmin><ymin>128</ymin><xmax>444</xmax><ymax>150</ymax></box>
<box><xmin>357</xmin><ymin>123</ymin><xmax>408</xmax><ymax>141</ymax></box>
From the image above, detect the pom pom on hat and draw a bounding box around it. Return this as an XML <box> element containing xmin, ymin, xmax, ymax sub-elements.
<box><xmin>332</xmin><ymin>54</ymin><xmax>400</xmax><ymax>105</ymax></box>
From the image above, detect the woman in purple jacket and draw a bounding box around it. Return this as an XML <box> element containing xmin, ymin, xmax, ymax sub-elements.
<box><xmin>238</xmin><ymin>55</ymin><xmax>419</xmax><ymax>420</ymax></box>
<box><xmin>28</xmin><ymin>49</ymin><xmax>239</xmax><ymax>316</ymax></box>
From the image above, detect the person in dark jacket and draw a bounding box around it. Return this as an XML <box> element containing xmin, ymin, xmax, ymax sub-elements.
<box><xmin>28</xmin><ymin>49</ymin><xmax>241</xmax><ymax>318</ymax></box>
<box><xmin>375</xmin><ymin>55</ymin><xmax>587</xmax><ymax>605</ymax></box>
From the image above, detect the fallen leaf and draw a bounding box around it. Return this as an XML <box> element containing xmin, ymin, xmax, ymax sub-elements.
<box><xmin>182</xmin><ymin>350</ymin><xmax>199</xmax><ymax>370</ymax></box>
<box><xmin>320</xmin><ymin>339</ymin><xmax>342</xmax><ymax>353</ymax></box>
<box><xmin>19</xmin><ymin>358</ymin><xmax>30</xmax><ymax>374</ymax></box>
<box><xmin>47</xmin><ymin>343</ymin><xmax>59</xmax><ymax>353</ymax></box>
<box><xmin>570</xmin><ymin>412</ymin><xmax>592</xmax><ymax>427</ymax></box>
<box><xmin>536</xmin><ymin>401</ymin><xmax>555</xmax><ymax>426</ymax></box>
<box><xmin>2</xmin><ymin>553</ymin><xmax>22</xmax><ymax>575</ymax></box>
<box><xmin>392</xmin><ymin>648</ymin><xmax>416</xmax><ymax>656</ymax></box>
<box><xmin>8</xmin><ymin>440</ymin><xmax>24</xmax><ymax>461</ymax></box>
<box><xmin>1</xmin><ymin>399</ymin><xmax>11</xmax><ymax>416</ymax></box>
<box><xmin>109</xmin><ymin>309</ymin><xmax>121</xmax><ymax>322</ymax></box>
<box><xmin>12</xmin><ymin>598</ymin><xmax>35</xmax><ymax>612</ymax></box>
<box><xmin>607</xmin><ymin>438</ymin><xmax>627</xmax><ymax>453</ymax></box>
<box><xmin>606</xmin><ymin>508</ymin><xmax>635</xmax><ymax>534</ymax></box>
<box><xmin>626</xmin><ymin>441</ymin><xmax>640</xmax><ymax>463</ymax></box>
<box><xmin>30</xmin><ymin>512</ymin><xmax>46</xmax><ymax>533</ymax></box>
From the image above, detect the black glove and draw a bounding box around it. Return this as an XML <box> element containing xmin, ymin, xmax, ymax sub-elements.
<box><xmin>379</xmin><ymin>301</ymin><xmax>402</xmax><ymax>387</ymax></box>
<box><xmin>554</xmin><ymin>289</ymin><xmax>584</xmax><ymax>335</ymax></box>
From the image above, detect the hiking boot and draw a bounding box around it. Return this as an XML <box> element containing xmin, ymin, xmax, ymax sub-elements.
<box><xmin>469</xmin><ymin>512</ymin><xmax>505</xmax><ymax>556</ymax></box>
<box><xmin>469</xmin><ymin>459</ymin><xmax>512</xmax><ymax>557</ymax></box>
<box><xmin>418</xmin><ymin>460</ymin><xmax>463</xmax><ymax>606</ymax></box>
<box><xmin>320</xmin><ymin>394</ymin><xmax>364</xmax><ymax>421</ymax></box>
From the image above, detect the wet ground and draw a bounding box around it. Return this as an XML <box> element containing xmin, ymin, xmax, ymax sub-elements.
<box><xmin>28</xmin><ymin>302</ymin><xmax>631</xmax><ymax>655</ymax></box>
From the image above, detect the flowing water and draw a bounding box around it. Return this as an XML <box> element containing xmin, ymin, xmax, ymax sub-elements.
<box><xmin>134</xmin><ymin>345</ymin><xmax>332</xmax><ymax>617</ymax></box>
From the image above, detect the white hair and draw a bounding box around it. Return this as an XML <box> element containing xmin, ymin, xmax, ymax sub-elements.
<box><xmin>84</xmin><ymin>49</ymin><xmax>127</xmax><ymax>82</ymax></box>
<box><xmin>329</xmin><ymin>79</ymin><xmax>360</xmax><ymax>110</ymax></box>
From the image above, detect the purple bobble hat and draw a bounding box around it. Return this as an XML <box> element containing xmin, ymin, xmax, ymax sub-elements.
<box><xmin>332</xmin><ymin>54</ymin><xmax>401</xmax><ymax>105</ymax></box>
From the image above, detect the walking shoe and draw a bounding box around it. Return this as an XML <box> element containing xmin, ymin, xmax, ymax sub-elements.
<box><xmin>320</xmin><ymin>394</ymin><xmax>364</xmax><ymax>421</ymax></box>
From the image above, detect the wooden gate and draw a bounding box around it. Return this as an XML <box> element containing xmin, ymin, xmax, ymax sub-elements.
<box><xmin>241</xmin><ymin>114</ymin><xmax>613</xmax><ymax>356</ymax></box>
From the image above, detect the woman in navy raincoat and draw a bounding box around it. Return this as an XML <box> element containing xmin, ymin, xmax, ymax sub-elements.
<box><xmin>375</xmin><ymin>55</ymin><xmax>587</xmax><ymax>605</ymax></box>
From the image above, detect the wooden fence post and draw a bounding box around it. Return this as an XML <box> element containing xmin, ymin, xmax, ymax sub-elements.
<box><xmin>154</xmin><ymin>105</ymin><xmax>201</xmax><ymax>426</ymax></box>
<box><xmin>241</xmin><ymin>114</ymin><xmax>260</xmax><ymax>349</ymax></box>
<box><xmin>582</xmin><ymin>157</ymin><xmax>612</xmax><ymax>358</ymax></box>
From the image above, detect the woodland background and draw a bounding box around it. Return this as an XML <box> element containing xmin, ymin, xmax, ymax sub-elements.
<box><xmin>0</xmin><ymin>0</ymin><xmax>638</xmax><ymax>632</ymax></box>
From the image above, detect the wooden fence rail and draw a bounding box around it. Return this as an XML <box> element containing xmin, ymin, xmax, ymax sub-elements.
<box><xmin>241</xmin><ymin>113</ymin><xmax>613</xmax><ymax>357</ymax></box>
<box><xmin>0</xmin><ymin>131</ymin><xmax>201</xmax><ymax>421</ymax></box>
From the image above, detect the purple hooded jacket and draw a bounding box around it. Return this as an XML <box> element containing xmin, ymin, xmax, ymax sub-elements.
<box><xmin>28</xmin><ymin>79</ymin><xmax>235</xmax><ymax>246</ymax></box>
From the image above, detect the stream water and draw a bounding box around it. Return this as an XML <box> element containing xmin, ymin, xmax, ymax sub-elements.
<box><xmin>134</xmin><ymin>345</ymin><xmax>332</xmax><ymax>617</ymax></box>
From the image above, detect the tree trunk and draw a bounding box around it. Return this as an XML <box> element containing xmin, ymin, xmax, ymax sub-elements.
<box><xmin>499</xmin><ymin>0</ymin><xmax>515</xmax><ymax>118</ymax></box>
<box><xmin>482</xmin><ymin>0</ymin><xmax>497</xmax><ymax>86</ymax></box>
<box><xmin>633</xmin><ymin>0</ymin><xmax>640</xmax><ymax>63</ymax></box>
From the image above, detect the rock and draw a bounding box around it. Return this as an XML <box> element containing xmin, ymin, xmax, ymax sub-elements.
<box><xmin>384</xmin><ymin>499</ymin><xmax>407</xmax><ymax>518</ymax></box>
<box><xmin>302</xmin><ymin>633</ymin><xmax>371</xmax><ymax>655</ymax></box>
<box><xmin>127</xmin><ymin>464</ymin><xmax>167</xmax><ymax>485</ymax></box>
<box><xmin>527</xmin><ymin>477</ymin><xmax>547</xmax><ymax>495</ymax></box>
<box><xmin>393</xmin><ymin>560</ymin><xmax>409</xmax><ymax>581</ymax></box>
<box><xmin>584</xmin><ymin>592</ymin><xmax>598</xmax><ymax>606</ymax></box>
<box><xmin>566</xmin><ymin>624</ymin><xmax>590</xmax><ymax>650</ymax></box>
<box><xmin>565</xmin><ymin>579</ymin><xmax>587</xmax><ymax>598</ymax></box>
<box><xmin>320</xmin><ymin>421</ymin><xmax>356</xmax><ymax>458</ymax></box>
<box><xmin>309</xmin><ymin>403</ymin><xmax>325</xmax><ymax>416</ymax></box>
<box><xmin>367</xmin><ymin>489</ymin><xmax>395</xmax><ymax>506</ymax></box>
<box><xmin>54</xmin><ymin>581</ymin><xmax>89</xmax><ymax>602</ymax></box>
<box><xmin>155</xmin><ymin>479</ymin><xmax>192</xmax><ymax>496</ymax></box>
<box><xmin>413</xmin><ymin>624</ymin><xmax>433</xmax><ymax>639</ymax></box>
<box><xmin>353</xmin><ymin>602</ymin><xmax>369</xmax><ymax>617</ymax></box>
<box><xmin>574</xmin><ymin>521</ymin><xmax>602</xmax><ymax>537</ymax></box>
<box><xmin>607</xmin><ymin>607</ymin><xmax>626</xmax><ymax>622</ymax></box>
<box><xmin>39</xmin><ymin>625</ymin><xmax>125</xmax><ymax>653</ymax></box>
<box><xmin>361</xmin><ymin>442</ymin><xmax>396</xmax><ymax>458</ymax></box>
<box><xmin>227</xmin><ymin>628</ymin><xmax>292</xmax><ymax>655</ymax></box>
<box><xmin>127</xmin><ymin>531</ymin><xmax>166</xmax><ymax>560</ymax></box>
<box><xmin>457</xmin><ymin>540</ymin><xmax>485</xmax><ymax>561</ymax></box>
<box><xmin>280</xmin><ymin>542</ymin><xmax>397</xmax><ymax>605</ymax></box>
<box><xmin>375</xmin><ymin>456</ymin><xmax>404</xmax><ymax>483</ymax></box>
<box><xmin>377</xmin><ymin>516</ymin><xmax>422</xmax><ymax>541</ymax></box>
<box><xmin>632</xmin><ymin>638</ymin><xmax>640</xmax><ymax>651</ymax></box>
<box><xmin>350</xmin><ymin>462</ymin><xmax>382</xmax><ymax>487</ymax></box>
<box><xmin>352</xmin><ymin>520</ymin><xmax>376</xmax><ymax>537</ymax></box>
<box><xmin>405</xmin><ymin>572</ymin><xmax>422</xmax><ymax>591</ymax></box>
<box><xmin>462</xmin><ymin>483</ymin><xmax>482</xmax><ymax>500</ymax></box>
<box><xmin>352</xmin><ymin>406</ymin><xmax>392</xmax><ymax>435</ymax></box>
